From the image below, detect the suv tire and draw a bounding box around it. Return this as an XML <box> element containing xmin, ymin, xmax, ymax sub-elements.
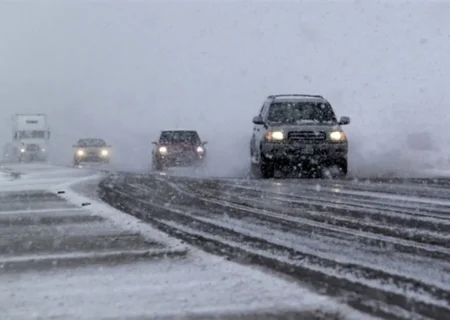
<box><xmin>153</xmin><ymin>160</ymin><xmax>163</xmax><ymax>171</ymax></box>
<box><xmin>260</xmin><ymin>155</ymin><xmax>275</xmax><ymax>179</ymax></box>
<box><xmin>336</xmin><ymin>159</ymin><xmax>348</xmax><ymax>177</ymax></box>
<box><xmin>320</xmin><ymin>159</ymin><xmax>347</xmax><ymax>179</ymax></box>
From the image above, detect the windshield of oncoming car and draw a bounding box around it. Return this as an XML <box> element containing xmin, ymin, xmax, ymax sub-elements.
<box><xmin>267</xmin><ymin>101</ymin><xmax>337</xmax><ymax>124</ymax></box>
<box><xmin>159</xmin><ymin>131</ymin><xmax>201</xmax><ymax>145</ymax></box>
<box><xmin>77</xmin><ymin>139</ymin><xmax>107</xmax><ymax>147</ymax></box>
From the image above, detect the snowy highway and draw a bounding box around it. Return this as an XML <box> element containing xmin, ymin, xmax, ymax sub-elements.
<box><xmin>0</xmin><ymin>163</ymin><xmax>449</xmax><ymax>319</ymax></box>
<box><xmin>99</xmin><ymin>170</ymin><xmax>450</xmax><ymax>320</ymax></box>
<box><xmin>3</xmin><ymin>1</ymin><xmax>450</xmax><ymax>319</ymax></box>
<box><xmin>0</xmin><ymin>164</ymin><xmax>372</xmax><ymax>320</ymax></box>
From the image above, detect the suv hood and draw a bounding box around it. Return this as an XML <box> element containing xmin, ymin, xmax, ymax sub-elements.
<box><xmin>165</xmin><ymin>143</ymin><xmax>199</xmax><ymax>152</ymax></box>
<box><xmin>269</xmin><ymin>124</ymin><xmax>342</xmax><ymax>133</ymax></box>
<box><xmin>76</xmin><ymin>146</ymin><xmax>108</xmax><ymax>151</ymax></box>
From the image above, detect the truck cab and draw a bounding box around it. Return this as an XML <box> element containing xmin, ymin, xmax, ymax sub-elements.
<box><xmin>12</xmin><ymin>114</ymin><xmax>50</xmax><ymax>163</ymax></box>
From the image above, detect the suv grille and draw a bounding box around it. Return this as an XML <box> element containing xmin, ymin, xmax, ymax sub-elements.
<box><xmin>26</xmin><ymin>144</ymin><xmax>40</xmax><ymax>152</ymax></box>
<box><xmin>287</xmin><ymin>131</ymin><xmax>326</xmax><ymax>142</ymax></box>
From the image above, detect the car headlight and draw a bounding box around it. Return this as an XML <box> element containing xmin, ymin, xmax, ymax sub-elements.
<box><xmin>20</xmin><ymin>148</ymin><xmax>25</xmax><ymax>153</ymax></box>
<box><xmin>196</xmin><ymin>146</ymin><xmax>204</xmax><ymax>153</ymax></box>
<box><xmin>329</xmin><ymin>131</ymin><xmax>346</xmax><ymax>141</ymax></box>
<box><xmin>266</xmin><ymin>131</ymin><xmax>284</xmax><ymax>141</ymax></box>
<box><xmin>77</xmin><ymin>149</ymin><xmax>85</xmax><ymax>156</ymax></box>
<box><xmin>101</xmin><ymin>149</ymin><xmax>109</xmax><ymax>156</ymax></box>
<box><xmin>159</xmin><ymin>146</ymin><xmax>168</xmax><ymax>155</ymax></box>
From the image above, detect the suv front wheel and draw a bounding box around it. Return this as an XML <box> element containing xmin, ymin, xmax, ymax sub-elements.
<box><xmin>334</xmin><ymin>159</ymin><xmax>348</xmax><ymax>177</ymax></box>
<box><xmin>260</xmin><ymin>155</ymin><xmax>275</xmax><ymax>179</ymax></box>
<box><xmin>320</xmin><ymin>159</ymin><xmax>348</xmax><ymax>179</ymax></box>
<box><xmin>152</xmin><ymin>159</ymin><xmax>163</xmax><ymax>171</ymax></box>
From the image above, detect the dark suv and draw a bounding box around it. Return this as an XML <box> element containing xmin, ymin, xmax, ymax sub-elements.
<box><xmin>250</xmin><ymin>94</ymin><xmax>350</xmax><ymax>178</ymax></box>
<box><xmin>152</xmin><ymin>130</ymin><xmax>207</xmax><ymax>171</ymax></box>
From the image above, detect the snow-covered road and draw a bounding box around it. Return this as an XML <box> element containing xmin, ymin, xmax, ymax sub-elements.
<box><xmin>99</xmin><ymin>171</ymin><xmax>450</xmax><ymax>320</ymax></box>
<box><xmin>0</xmin><ymin>164</ymin><xmax>370</xmax><ymax>320</ymax></box>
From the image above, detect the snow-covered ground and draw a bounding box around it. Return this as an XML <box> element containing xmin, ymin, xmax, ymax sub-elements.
<box><xmin>0</xmin><ymin>163</ymin><xmax>374</xmax><ymax>319</ymax></box>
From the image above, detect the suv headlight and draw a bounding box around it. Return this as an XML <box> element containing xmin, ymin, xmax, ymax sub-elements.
<box><xmin>77</xmin><ymin>149</ymin><xmax>85</xmax><ymax>156</ymax></box>
<box><xmin>329</xmin><ymin>131</ymin><xmax>347</xmax><ymax>142</ymax></box>
<box><xmin>101</xmin><ymin>149</ymin><xmax>109</xmax><ymax>156</ymax></box>
<box><xmin>266</xmin><ymin>131</ymin><xmax>284</xmax><ymax>141</ymax></box>
<box><xmin>159</xmin><ymin>146</ymin><xmax>168</xmax><ymax>155</ymax></box>
<box><xmin>196</xmin><ymin>146</ymin><xmax>204</xmax><ymax>154</ymax></box>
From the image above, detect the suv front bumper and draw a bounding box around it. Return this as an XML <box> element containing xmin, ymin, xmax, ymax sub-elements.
<box><xmin>156</xmin><ymin>153</ymin><xmax>205</xmax><ymax>167</ymax></box>
<box><xmin>261</xmin><ymin>142</ymin><xmax>347</xmax><ymax>164</ymax></box>
<box><xmin>75</xmin><ymin>153</ymin><xmax>110</xmax><ymax>163</ymax></box>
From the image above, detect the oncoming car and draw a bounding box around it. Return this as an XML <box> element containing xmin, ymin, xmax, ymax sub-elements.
<box><xmin>250</xmin><ymin>94</ymin><xmax>350</xmax><ymax>178</ymax></box>
<box><xmin>73</xmin><ymin>138</ymin><xmax>111</xmax><ymax>166</ymax></box>
<box><xmin>152</xmin><ymin>130</ymin><xmax>207</xmax><ymax>171</ymax></box>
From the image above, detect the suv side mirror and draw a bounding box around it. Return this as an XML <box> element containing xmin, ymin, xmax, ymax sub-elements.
<box><xmin>252</xmin><ymin>116</ymin><xmax>264</xmax><ymax>125</ymax></box>
<box><xmin>339</xmin><ymin>116</ymin><xmax>350</xmax><ymax>125</ymax></box>
<box><xmin>202</xmin><ymin>141</ymin><xmax>208</xmax><ymax>145</ymax></box>
<box><xmin>152</xmin><ymin>141</ymin><xmax>157</xmax><ymax>145</ymax></box>
<box><xmin>72</xmin><ymin>144</ymin><xmax>77</xmax><ymax>148</ymax></box>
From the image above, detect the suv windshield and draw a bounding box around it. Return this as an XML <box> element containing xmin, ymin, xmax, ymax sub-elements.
<box><xmin>160</xmin><ymin>131</ymin><xmax>201</xmax><ymax>145</ymax></box>
<box><xmin>267</xmin><ymin>101</ymin><xmax>337</xmax><ymax>124</ymax></box>
<box><xmin>78</xmin><ymin>139</ymin><xmax>107</xmax><ymax>147</ymax></box>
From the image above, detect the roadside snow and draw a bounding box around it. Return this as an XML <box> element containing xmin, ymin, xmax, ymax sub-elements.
<box><xmin>420</xmin><ymin>168</ymin><xmax>450</xmax><ymax>178</ymax></box>
<box><xmin>0</xmin><ymin>164</ymin><xmax>377</xmax><ymax>320</ymax></box>
<box><xmin>0</xmin><ymin>163</ymin><xmax>97</xmax><ymax>191</ymax></box>
<box><xmin>0</xmin><ymin>165</ymin><xmax>15</xmax><ymax>181</ymax></box>
<box><xmin>0</xmin><ymin>172</ymin><xmax>9</xmax><ymax>181</ymax></box>
<box><xmin>1</xmin><ymin>257</ymin><xmax>374</xmax><ymax>320</ymax></box>
<box><xmin>53</xmin><ymin>175</ymin><xmax>186</xmax><ymax>249</ymax></box>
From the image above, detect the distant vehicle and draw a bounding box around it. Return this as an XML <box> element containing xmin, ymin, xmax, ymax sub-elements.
<box><xmin>10</xmin><ymin>114</ymin><xmax>50</xmax><ymax>163</ymax></box>
<box><xmin>73</xmin><ymin>138</ymin><xmax>111</xmax><ymax>166</ymax></box>
<box><xmin>250</xmin><ymin>94</ymin><xmax>350</xmax><ymax>178</ymax></box>
<box><xmin>152</xmin><ymin>130</ymin><xmax>207</xmax><ymax>171</ymax></box>
<box><xmin>2</xmin><ymin>142</ymin><xmax>16</xmax><ymax>164</ymax></box>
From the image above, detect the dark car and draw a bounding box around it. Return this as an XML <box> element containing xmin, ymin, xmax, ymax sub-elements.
<box><xmin>152</xmin><ymin>130</ymin><xmax>207</xmax><ymax>170</ymax></box>
<box><xmin>73</xmin><ymin>138</ymin><xmax>111</xmax><ymax>166</ymax></box>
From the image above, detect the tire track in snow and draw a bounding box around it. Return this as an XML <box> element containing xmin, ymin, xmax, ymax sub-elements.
<box><xmin>99</xmin><ymin>173</ymin><xmax>450</xmax><ymax>320</ymax></box>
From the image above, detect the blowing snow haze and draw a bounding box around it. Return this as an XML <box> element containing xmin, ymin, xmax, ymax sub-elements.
<box><xmin>0</xmin><ymin>1</ymin><xmax>449</xmax><ymax>176</ymax></box>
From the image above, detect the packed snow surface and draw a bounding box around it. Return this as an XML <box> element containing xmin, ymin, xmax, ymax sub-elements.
<box><xmin>0</xmin><ymin>163</ymin><xmax>372</xmax><ymax>319</ymax></box>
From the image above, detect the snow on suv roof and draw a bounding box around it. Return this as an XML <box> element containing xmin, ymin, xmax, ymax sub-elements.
<box><xmin>270</xmin><ymin>94</ymin><xmax>326</xmax><ymax>102</ymax></box>
<box><xmin>161</xmin><ymin>129</ymin><xmax>198</xmax><ymax>132</ymax></box>
<box><xmin>273</xmin><ymin>96</ymin><xmax>326</xmax><ymax>101</ymax></box>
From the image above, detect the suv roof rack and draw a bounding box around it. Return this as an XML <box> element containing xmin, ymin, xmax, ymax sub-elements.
<box><xmin>267</xmin><ymin>94</ymin><xmax>324</xmax><ymax>99</ymax></box>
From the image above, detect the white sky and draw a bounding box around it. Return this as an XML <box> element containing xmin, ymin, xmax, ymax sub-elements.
<box><xmin>1</xmin><ymin>1</ymin><xmax>449</xmax><ymax>175</ymax></box>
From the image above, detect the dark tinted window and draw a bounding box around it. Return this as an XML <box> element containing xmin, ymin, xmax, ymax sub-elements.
<box><xmin>159</xmin><ymin>131</ymin><xmax>201</xmax><ymax>145</ymax></box>
<box><xmin>77</xmin><ymin>139</ymin><xmax>107</xmax><ymax>147</ymax></box>
<box><xmin>267</xmin><ymin>101</ymin><xmax>337</xmax><ymax>124</ymax></box>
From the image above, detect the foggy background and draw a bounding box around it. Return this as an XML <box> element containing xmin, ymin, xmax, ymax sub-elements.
<box><xmin>1</xmin><ymin>1</ymin><xmax>449</xmax><ymax>177</ymax></box>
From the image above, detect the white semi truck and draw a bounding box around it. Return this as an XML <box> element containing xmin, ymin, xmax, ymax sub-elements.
<box><xmin>6</xmin><ymin>114</ymin><xmax>51</xmax><ymax>163</ymax></box>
